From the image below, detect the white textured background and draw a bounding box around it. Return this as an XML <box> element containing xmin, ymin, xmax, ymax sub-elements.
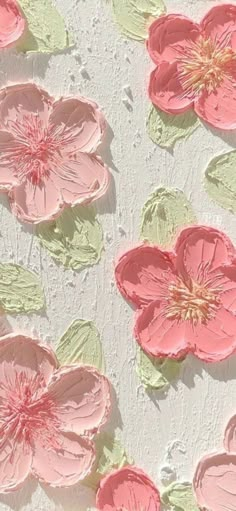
<box><xmin>1</xmin><ymin>0</ymin><xmax>236</xmax><ymax>509</ymax></box>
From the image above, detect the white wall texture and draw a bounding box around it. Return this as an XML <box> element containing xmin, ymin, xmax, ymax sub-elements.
<box><xmin>1</xmin><ymin>0</ymin><xmax>236</xmax><ymax>509</ymax></box>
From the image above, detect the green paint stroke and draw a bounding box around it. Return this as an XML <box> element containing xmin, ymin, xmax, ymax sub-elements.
<box><xmin>205</xmin><ymin>150</ymin><xmax>236</xmax><ymax>213</ymax></box>
<box><xmin>140</xmin><ymin>187</ymin><xmax>197</xmax><ymax>248</ymax></box>
<box><xmin>112</xmin><ymin>0</ymin><xmax>166</xmax><ymax>41</ymax></box>
<box><xmin>0</xmin><ymin>264</ymin><xmax>45</xmax><ymax>314</ymax></box>
<box><xmin>84</xmin><ymin>433</ymin><xmax>131</xmax><ymax>490</ymax></box>
<box><xmin>137</xmin><ymin>347</ymin><xmax>182</xmax><ymax>390</ymax></box>
<box><xmin>162</xmin><ymin>482</ymin><xmax>199</xmax><ymax>511</ymax></box>
<box><xmin>147</xmin><ymin>106</ymin><xmax>200</xmax><ymax>149</ymax></box>
<box><xmin>56</xmin><ymin>319</ymin><xmax>105</xmax><ymax>372</ymax></box>
<box><xmin>37</xmin><ymin>206</ymin><xmax>104</xmax><ymax>271</ymax></box>
<box><xmin>17</xmin><ymin>0</ymin><xmax>73</xmax><ymax>53</ymax></box>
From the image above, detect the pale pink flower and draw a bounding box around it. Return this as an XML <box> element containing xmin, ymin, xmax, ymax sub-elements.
<box><xmin>147</xmin><ymin>4</ymin><xmax>236</xmax><ymax>129</ymax></box>
<box><xmin>194</xmin><ymin>416</ymin><xmax>236</xmax><ymax>511</ymax></box>
<box><xmin>115</xmin><ymin>226</ymin><xmax>236</xmax><ymax>363</ymax></box>
<box><xmin>0</xmin><ymin>334</ymin><xmax>111</xmax><ymax>493</ymax></box>
<box><xmin>0</xmin><ymin>83</ymin><xmax>110</xmax><ymax>223</ymax></box>
<box><xmin>96</xmin><ymin>466</ymin><xmax>161</xmax><ymax>511</ymax></box>
<box><xmin>0</xmin><ymin>0</ymin><xmax>25</xmax><ymax>48</ymax></box>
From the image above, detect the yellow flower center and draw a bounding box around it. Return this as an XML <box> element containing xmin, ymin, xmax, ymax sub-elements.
<box><xmin>178</xmin><ymin>36</ymin><xmax>236</xmax><ymax>97</ymax></box>
<box><xmin>165</xmin><ymin>276</ymin><xmax>221</xmax><ymax>325</ymax></box>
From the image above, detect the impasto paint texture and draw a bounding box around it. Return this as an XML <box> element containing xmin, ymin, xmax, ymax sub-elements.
<box><xmin>2</xmin><ymin>0</ymin><xmax>236</xmax><ymax>509</ymax></box>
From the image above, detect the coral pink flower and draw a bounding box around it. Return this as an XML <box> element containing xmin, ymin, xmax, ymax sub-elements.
<box><xmin>147</xmin><ymin>4</ymin><xmax>236</xmax><ymax>129</ymax></box>
<box><xmin>115</xmin><ymin>226</ymin><xmax>236</xmax><ymax>363</ymax></box>
<box><xmin>0</xmin><ymin>334</ymin><xmax>111</xmax><ymax>493</ymax></box>
<box><xmin>194</xmin><ymin>416</ymin><xmax>236</xmax><ymax>511</ymax></box>
<box><xmin>96</xmin><ymin>466</ymin><xmax>161</xmax><ymax>511</ymax></box>
<box><xmin>0</xmin><ymin>0</ymin><xmax>25</xmax><ymax>48</ymax></box>
<box><xmin>0</xmin><ymin>83</ymin><xmax>110</xmax><ymax>223</ymax></box>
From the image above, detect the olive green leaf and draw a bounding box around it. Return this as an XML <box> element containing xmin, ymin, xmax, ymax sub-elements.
<box><xmin>37</xmin><ymin>206</ymin><xmax>103</xmax><ymax>271</ymax></box>
<box><xmin>56</xmin><ymin>319</ymin><xmax>105</xmax><ymax>372</ymax></box>
<box><xmin>147</xmin><ymin>106</ymin><xmax>200</xmax><ymax>149</ymax></box>
<box><xmin>0</xmin><ymin>264</ymin><xmax>44</xmax><ymax>314</ymax></box>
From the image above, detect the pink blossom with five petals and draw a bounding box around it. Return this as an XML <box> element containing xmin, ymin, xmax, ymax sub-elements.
<box><xmin>0</xmin><ymin>83</ymin><xmax>110</xmax><ymax>223</ymax></box>
<box><xmin>115</xmin><ymin>226</ymin><xmax>236</xmax><ymax>363</ymax></box>
<box><xmin>96</xmin><ymin>466</ymin><xmax>161</xmax><ymax>511</ymax></box>
<box><xmin>147</xmin><ymin>4</ymin><xmax>236</xmax><ymax>129</ymax></box>
<box><xmin>0</xmin><ymin>334</ymin><xmax>111</xmax><ymax>493</ymax></box>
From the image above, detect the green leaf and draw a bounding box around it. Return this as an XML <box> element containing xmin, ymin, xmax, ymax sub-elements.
<box><xmin>147</xmin><ymin>106</ymin><xmax>200</xmax><ymax>148</ymax></box>
<box><xmin>83</xmin><ymin>433</ymin><xmax>131</xmax><ymax>490</ymax></box>
<box><xmin>137</xmin><ymin>348</ymin><xmax>182</xmax><ymax>390</ymax></box>
<box><xmin>37</xmin><ymin>206</ymin><xmax>104</xmax><ymax>271</ymax></box>
<box><xmin>140</xmin><ymin>187</ymin><xmax>197</xmax><ymax>248</ymax></box>
<box><xmin>0</xmin><ymin>264</ymin><xmax>44</xmax><ymax>314</ymax></box>
<box><xmin>161</xmin><ymin>482</ymin><xmax>199</xmax><ymax>511</ymax></box>
<box><xmin>17</xmin><ymin>0</ymin><xmax>73</xmax><ymax>53</ymax></box>
<box><xmin>56</xmin><ymin>319</ymin><xmax>105</xmax><ymax>372</ymax></box>
<box><xmin>112</xmin><ymin>0</ymin><xmax>166</xmax><ymax>41</ymax></box>
<box><xmin>204</xmin><ymin>150</ymin><xmax>236</xmax><ymax>213</ymax></box>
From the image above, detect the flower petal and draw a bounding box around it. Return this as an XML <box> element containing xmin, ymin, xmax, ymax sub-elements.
<box><xmin>0</xmin><ymin>334</ymin><xmax>58</xmax><ymax>385</ymax></box>
<box><xmin>147</xmin><ymin>14</ymin><xmax>200</xmax><ymax>65</ymax></box>
<box><xmin>186</xmin><ymin>306</ymin><xmax>236</xmax><ymax>362</ymax></box>
<box><xmin>47</xmin><ymin>365</ymin><xmax>111</xmax><ymax>436</ymax></box>
<box><xmin>201</xmin><ymin>4</ymin><xmax>236</xmax><ymax>50</ymax></box>
<box><xmin>115</xmin><ymin>245</ymin><xmax>175</xmax><ymax>308</ymax></box>
<box><xmin>0</xmin><ymin>0</ymin><xmax>25</xmax><ymax>49</ymax></box>
<box><xmin>0</xmin><ymin>131</ymin><xmax>21</xmax><ymax>190</ymax></box>
<box><xmin>32</xmin><ymin>431</ymin><xmax>95</xmax><ymax>487</ymax></box>
<box><xmin>224</xmin><ymin>415</ymin><xmax>236</xmax><ymax>453</ymax></box>
<box><xmin>175</xmin><ymin>226</ymin><xmax>235</xmax><ymax>281</ymax></box>
<box><xmin>135</xmin><ymin>300</ymin><xmax>188</xmax><ymax>359</ymax></box>
<box><xmin>219</xmin><ymin>265</ymin><xmax>236</xmax><ymax>313</ymax></box>
<box><xmin>149</xmin><ymin>62</ymin><xmax>193</xmax><ymax>114</ymax></box>
<box><xmin>96</xmin><ymin>466</ymin><xmax>161</xmax><ymax>511</ymax></box>
<box><xmin>9</xmin><ymin>177</ymin><xmax>63</xmax><ymax>224</ymax></box>
<box><xmin>50</xmin><ymin>154</ymin><xmax>110</xmax><ymax>206</ymax></box>
<box><xmin>0</xmin><ymin>83</ymin><xmax>53</xmax><ymax>132</ymax></box>
<box><xmin>49</xmin><ymin>97</ymin><xmax>106</xmax><ymax>154</ymax></box>
<box><xmin>193</xmin><ymin>453</ymin><xmax>236</xmax><ymax>511</ymax></box>
<box><xmin>194</xmin><ymin>76</ymin><xmax>236</xmax><ymax>130</ymax></box>
<box><xmin>0</xmin><ymin>437</ymin><xmax>31</xmax><ymax>494</ymax></box>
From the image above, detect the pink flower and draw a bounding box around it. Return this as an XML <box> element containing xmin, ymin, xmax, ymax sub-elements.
<box><xmin>0</xmin><ymin>333</ymin><xmax>111</xmax><ymax>493</ymax></box>
<box><xmin>194</xmin><ymin>416</ymin><xmax>236</xmax><ymax>511</ymax></box>
<box><xmin>96</xmin><ymin>466</ymin><xmax>161</xmax><ymax>511</ymax></box>
<box><xmin>0</xmin><ymin>0</ymin><xmax>25</xmax><ymax>48</ymax></box>
<box><xmin>0</xmin><ymin>83</ymin><xmax>110</xmax><ymax>223</ymax></box>
<box><xmin>147</xmin><ymin>4</ymin><xmax>236</xmax><ymax>129</ymax></box>
<box><xmin>115</xmin><ymin>226</ymin><xmax>236</xmax><ymax>363</ymax></box>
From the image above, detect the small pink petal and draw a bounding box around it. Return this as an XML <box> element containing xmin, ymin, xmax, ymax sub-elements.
<box><xmin>9</xmin><ymin>176</ymin><xmax>63</xmax><ymax>224</ymax></box>
<box><xmin>194</xmin><ymin>75</ymin><xmax>236</xmax><ymax>130</ymax></box>
<box><xmin>147</xmin><ymin>14</ymin><xmax>200</xmax><ymax>65</ymax></box>
<box><xmin>219</xmin><ymin>265</ymin><xmax>236</xmax><ymax>313</ymax></box>
<box><xmin>49</xmin><ymin>97</ymin><xmax>106</xmax><ymax>154</ymax></box>
<box><xmin>115</xmin><ymin>245</ymin><xmax>175</xmax><ymax>308</ymax></box>
<box><xmin>193</xmin><ymin>453</ymin><xmax>236</xmax><ymax>511</ymax></box>
<box><xmin>0</xmin><ymin>83</ymin><xmax>53</xmax><ymax>131</ymax></box>
<box><xmin>0</xmin><ymin>334</ymin><xmax>58</xmax><ymax>385</ymax></box>
<box><xmin>47</xmin><ymin>365</ymin><xmax>111</xmax><ymax>436</ymax></box>
<box><xmin>0</xmin><ymin>437</ymin><xmax>32</xmax><ymax>494</ymax></box>
<box><xmin>96</xmin><ymin>466</ymin><xmax>161</xmax><ymax>511</ymax></box>
<box><xmin>31</xmin><ymin>431</ymin><xmax>95</xmax><ymax>487</ymax></box>
<box><xmin>50</xmin><ymin>153</ymin><xmax>110</xmax><ymax>207</ymax></box>
<box><xmin>201</xmin><ymin>4</ymin><xmax>236</xmax><ymax>50</ymax></box>
<box><xmin>149</xmin><ymin>62</ymin><xmax>193</xmax><ymax>114</ymax></box>
<box><xmin>135</xmin><ymin>300</ymin><xmax>188</xmax><ymax>359</ymax></box>
<box><xmin>186</xmin><ymin>306</ymin><xmax>236</xmax><ymax>362</ymax></box>
<box><xmin>0</xmin><ymin>130</ymin><xmax>21</xmax><ymax>190</ymax></box>
<box><xmin>175</xmin><ymin>226</ymin><xmax>235</xmax><ymax>281</ymax></box>
<box><xmin>0</xmin><ymin>0</ymin><xmax>25</xmax><ymax>49</ymax></box>
<box><xmin>224</xmin><ymin>415</ymin><xmax>236</xmax><ymax>453</ymax></box>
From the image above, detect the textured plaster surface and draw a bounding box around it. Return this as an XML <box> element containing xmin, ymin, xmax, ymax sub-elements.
<box><xmin>1</xmin><ymin>0</ymin><xmax>236</xmax><ymax>509</ymax></box>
